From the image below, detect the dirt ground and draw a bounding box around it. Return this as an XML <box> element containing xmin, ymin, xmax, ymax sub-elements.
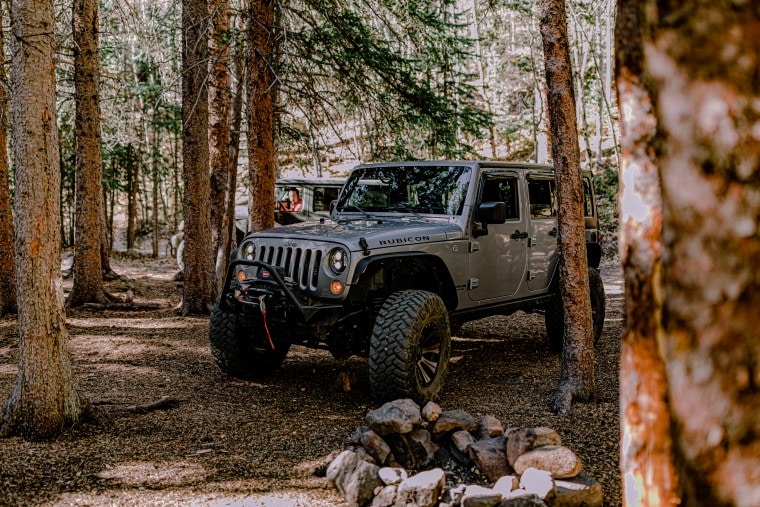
<box><xmin>0</xmin><ymin>255</ymin><xmax>624</xmax><ymax>506</ymax></box>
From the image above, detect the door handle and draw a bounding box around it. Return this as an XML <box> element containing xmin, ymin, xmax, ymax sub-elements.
<box><xmin>549</xmin><ymin>228</ymin><xmax>558</xmax><ymax>237</ymax></box>
<box><xmin>511</xmin><ymin>231</ymin><xmax>529</xmax><ymax>240</ymax></box>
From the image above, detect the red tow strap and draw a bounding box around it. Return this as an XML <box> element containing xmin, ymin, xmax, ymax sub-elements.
<box><xmin>258</xmin><ymin>295</ymin><xmax>276</xmax><ymax>350</ymax></box>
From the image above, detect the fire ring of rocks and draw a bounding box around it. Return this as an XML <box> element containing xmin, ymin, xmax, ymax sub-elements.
<box><xmin>326</xmin><ymin>399</ymin><xmax>603</xmax><ymax>507</ymax></box>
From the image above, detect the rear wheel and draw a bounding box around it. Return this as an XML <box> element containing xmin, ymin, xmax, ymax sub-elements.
<box><xmin>369</xmin><ymin>290</ymin><xmax>451</xmax><ymax>403</ymax></box>
<box><xmin>209</xmin><ymin>304</ymin><xmax>290</xmax><ymax>378</ymax></box>
<box><xmin>545</xmin><ymin>267</ymin><xmax>606</xmax><ymax>352</ymax></box>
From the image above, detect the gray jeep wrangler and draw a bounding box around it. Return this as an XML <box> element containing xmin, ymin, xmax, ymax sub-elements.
<box><xmin>210</xmin><ymin>161</ymin><xmax>605</xmax><ymax>403</ymax></box>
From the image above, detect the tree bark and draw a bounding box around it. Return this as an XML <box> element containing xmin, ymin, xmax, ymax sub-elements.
<box><xmin>0</xmin><ymin>14</ymin><xmax>16</xmax><ymax>316</ymax></box>
<box><xmin>640</xmin><ymin>2</ymin><xmax>760</xmax><ymax>505</ymax></box>
<box><xmin>539</xmin><ymin>0</ymin><xmax>594</xmax><ymax>416</ymax></box>
<box><xmin>222</xmin><ymin>20</ymin><xmax>246</xmax><ymax>278</ymax></box>
<box><xmin>67</xmin><ymin>0</ymin><xmax>111</xmax><ymax>307</ymax></box>
<box><xmin>1</xmin><ymin>0</ymin><xmax>86</xmax><ymax>439</ymax></box>
<box><xmin>209</xmin><ymin>0</ymin><xmax>233</xmax><ymax>284</ymax></box>
<box><xmin>615</xmin><ymin>1</ymin><xmax>680</xmax><ymax>505</ymax></box>
<box><xmin>247</xmin><ymin>0</ymin><xmax>277</xmax><ymax>232</ymax></box>
<box><xmin>126</xmin><ymin>145</ymin><xmax>138</xmax><ymax>251</ymax></box>
<box><xmin>180</xmin><ymin>0</ymin><xmax>215</xmax><ymax>315</ymax></box>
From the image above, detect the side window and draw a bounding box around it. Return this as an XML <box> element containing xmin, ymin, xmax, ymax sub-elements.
<box><xmin>313</xmin><ymin>186</ymin><xmax>340</xmax><ymax>212</ymax></box>
<box><xmin>480</xmin><ymin>176</ymin><xmax>520</xmax><ymax>220</ymax></box>
<box><xmin>527</xmin><ymin>178</ymin><xmax>556</xmax><ymax>219</ymax></box>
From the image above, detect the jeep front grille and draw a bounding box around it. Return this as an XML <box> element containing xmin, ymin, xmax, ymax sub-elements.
<box><xmin>257</xmin><ymin>245</ymin><xmax>323</xmax><ymax>290</ymax></box>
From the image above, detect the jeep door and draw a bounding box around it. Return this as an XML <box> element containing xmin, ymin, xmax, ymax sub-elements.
<box><xmin>468</xmin><ymin>173</ymin><xmax>528</xmax><ymax>301</ymax></box>
<box><xmin>525</xmin><ymin>173</ymin><xmax>559</xmax><ymax>291</ymax></box>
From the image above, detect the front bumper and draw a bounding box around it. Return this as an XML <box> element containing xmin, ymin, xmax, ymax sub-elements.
<box><xmin>219</xmin><ymin>259</ymin><xmax>344</xmax><ymax>327</ymax></box>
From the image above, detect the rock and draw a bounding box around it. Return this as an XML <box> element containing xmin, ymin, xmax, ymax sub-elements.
<box><xmin>371</xmin><ymin>485</ymin><xmax>398</xmax><ymax>507</ymax></box>
<box><xmin>422</xmin><ymin>401</ymin><xmax>442</xmax><ymax>422</ymax></box>
<box><xmin>514</xmin><ymin>446</ymin><xmax>582</xmax><ymax>479</ymax></box>
<box><xmin>469</xmin><ymin>436</ymin><xmax>510</xmax><ymax>481</ymax></box>
<box><xmin>355</xmin><ymin>446</ymin><xmax>378</xmax><ymax>465</ymax></box>
<box><xmin>551</xmin><ymin>471</ymin><xmax>603</xmax><ymax>507</ymax></box>
<box><xmin>451</xmin><ymin>430</ymin><xmax>476</xmax><ymax>464</ymax></box>
<box><xmin>378</xmin><ymin>467</ymin><xmax>408</xmax><ymax>486</ymax></box>
<box><xmin>533</xmin><ymin>427</ymin><xmax>562</xmax><ymax>448</ymax></box>
<box><xmin>361</xmin><ymin>430</ymin><xmax>393</xmax><ymax>465</ymax></box>
<box><xmin>431</xmin><ymin>410</ymin><xmax>478</xmax><ymax>439</ymax></box>
<box><xmin>366</xmin><ymin>399</ymin><xmax>422</xmax><ymax>435</ymax></box>
<box><xmin>461</xmin><ymin>484</ymin><xmax>503</xmax><ymax>507</ymax></box>
<box><xmin>477</xmin><ymin>415</ymin><xmax>504</xmax><ymax>439</ymax></box>
<box><xmin>493</xmin><ymin>475</ymin><xmax>520</xmax><ymax>496</ymax></box>
<box><xmin>386</xmin><ymin>429</ymin><xmax>437</xmax><ymax>469</ymax></box>
<box><xmin>506</xmin><ymin>427</ymin><xmax>537</xmax><ymax>468</ymax></box>
<box><xmin>350</xmin><ymin>426</ymin><xmax>372</xmax><ymax>446</ymax></box>
<box><xmin>500</xmin><ymin>493</ymin><xmax>548</xmax><ymax>506</ymax></box>
<box><xmin>327</xmin><ymin>450</ymin><xmax>382</xmax><ymax>506</ymax></box>
<box><xmin>519</xmin><ymin>467</ymin><xmax>556</xmax><ymax>500</ymax></box>
<box><xmin>444</xmin><ymin>484</ymin><xmax>467</xmax><ymax>506</ymax></box>
<box><xmin>394</xmin><ymin>468</ymin><xmax>445</xmax><ymax>507</ymax></box>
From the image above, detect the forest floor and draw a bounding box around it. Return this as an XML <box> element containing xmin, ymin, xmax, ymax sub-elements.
<box><xmin>0</xmin><ymin>253</ymin><xmax>624</xmax><ymax>506</ymax></box>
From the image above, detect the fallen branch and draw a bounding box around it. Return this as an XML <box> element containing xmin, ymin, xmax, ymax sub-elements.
<box><xmin>83</xmin><ymin>302</ymin><xmax>163</xmax><ymax>311</ymax></box>
<box><xmin>95</xmin><ymin>396</ymin><xmax>180</xmax><ymax>414</ymax></box>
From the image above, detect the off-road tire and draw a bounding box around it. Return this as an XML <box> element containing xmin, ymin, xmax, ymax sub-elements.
<box><xmin>545</xmin><ymin>267</ymin><xmax>606</xmax><ymax>352</ymax></box>
<box><xmin>369</xmin><ymin>290</ymin><xmax>451</xmax><ymax>404</ymax></box>
<box><xmin>209</xmin><ymin>304</ymin><xmax>289</xmax><ymax>378</ymax></box>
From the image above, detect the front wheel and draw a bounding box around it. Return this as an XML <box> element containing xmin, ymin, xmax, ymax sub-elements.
<box><xmin>545</xmin><ymin>267</ymin><xmax>606</xmax><ymax>352</ymax></box>
<box><xmin>369</xmin><ymin>290</ymin><xmax>451</xmax><ymax>404</ymax></box>
<box><xmin>209</xmin><ymin>304</ymin><xmax>290</xmax><ymax>378</ymax></box>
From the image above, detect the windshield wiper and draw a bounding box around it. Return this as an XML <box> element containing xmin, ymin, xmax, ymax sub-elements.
<box><xmin>386</xmin><ymin>203</ymin><xmax>426</xmax><ymax>220</ymax></box>
<box><xmin>337</xmin><ymin>204</ymin><xmax>371</xmax><ymax>219</ymax></box>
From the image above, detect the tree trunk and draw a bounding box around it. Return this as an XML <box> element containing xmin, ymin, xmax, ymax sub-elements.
<box><xmin>247</xmin><ymin>0</ymin><xmax>277</xmax><ymax>232</ymax></box>
<box><xmin>221</xmin><ymin>21</ymin><xmax>246</xmax><ymax>281</ymax></box>
<box><xmin>67</xmin><ymin>0</ymin><xmax>111</xmax><ymax>307</ymax></box>
<box><xmin>539</xmin><ymin>0</ymin><xmax>594</xmax><ymax>416</ymax></box>
<box><xmin>1</xmin><ymin>0</ymin><xmax>86</xmax><ymax>439</ymax></box>
<box><xmin>640</xmin><ymin>2</ymin><xmax>760</xmax><ymax>505</ymax></box>
<box><xmin>209</xmin><ymin>0</ymin><xmax>232</xmax><ymax>285</ymax></box>
<box><xmin>0</xmin><ymin>15</ymin><xmax>16</xmax><ymax>316</ymax></box>
<box><xmin>180</xmin><ymin>0</ymin><xmax>215</xmax><ymax>315</ymax></box>
<box><xmin>126</xmin><ymin>145</ymin><xmax>138</xmax><ymax>251</ymax></box>
<box><xmin>151</xmin><ymin>121</ymin><xmax>159</xmax><ymax>258</ymax></box>
<box><xmin>615</xmin><ymin>1</ymin><xmax>680</xmax><ymax>505</ymax></box>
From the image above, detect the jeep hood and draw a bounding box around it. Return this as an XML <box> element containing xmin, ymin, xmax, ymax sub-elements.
<box><xmin>251</xmin><ymin>218</ymin><xmax>464</xmax><ymax>251</ymax></box>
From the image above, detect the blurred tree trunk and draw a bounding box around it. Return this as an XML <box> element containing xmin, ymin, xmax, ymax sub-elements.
<box><xmin>0</xmin><ymin>14</ymin><xmax>16</xmax><ymax>316</ymax></box>
<box><xmin>209</xmin><ymin>0</ymin><xmax>232</xmax><ymax>284</ymax></box>
<box><xmin>615</xmin><ymin>1</ymin><xmax>679</xmax><ymax>505</ymax></box>
<box><xmin>539</xmin><ymin>0</ymin><xmax>594</xmax><ymax>416</ymax></box>
<box><xmin>1</xmin><ymin>0</ymin><xmax>87</xmax><ymax>439</ymax></box>
<box><xmin>67</xmin><ymin>0</ymin><xmax>111</xmax><ymax>306</ymax></box>
<box><xmin>180</xmin><ymin>0</ymin><xmax>215</xmax><ymax>315</ymax></box>
<box><xmin>247</xmin><ymin>0</ymin><xmax>276</xmax><ymax>232</ymax></box>
<box><xmin>634</xmin><ymin>2</ymin><xmax>760</xmax><ymax>505</ymax></box>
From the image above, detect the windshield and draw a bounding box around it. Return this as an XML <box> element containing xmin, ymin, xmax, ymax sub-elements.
<box><xmin>336</xmin><ymin>165</ymin><xmax>471</xmax><ymax>216</ymax></box>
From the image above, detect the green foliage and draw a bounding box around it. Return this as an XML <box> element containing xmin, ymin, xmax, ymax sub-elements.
<box><xmin>281</xmin><ymin>0</ymin><xmax>491</xmax><ymax>161</ymax></box>
<box><xmin>593</xmin><ymin>162</ymin><xmax>619</xmax><ymax>231</ymax></box>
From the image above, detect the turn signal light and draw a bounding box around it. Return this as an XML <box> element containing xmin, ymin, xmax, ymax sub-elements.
<box><xmin>330</xmin><ymin>280</ymin><xmax>344</xmax><ymax>295</ymax></box>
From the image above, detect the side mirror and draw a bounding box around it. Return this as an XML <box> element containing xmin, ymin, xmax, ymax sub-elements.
<box><xmin>478</xmin><ymin>202</ymin><xmax>507</xmax><ymax>224</ymax></box>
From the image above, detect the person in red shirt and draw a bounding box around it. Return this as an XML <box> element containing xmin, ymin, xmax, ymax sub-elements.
<box><xmin>284</xmin><ymin>189</ymin><xmax>302</xmax><ymax>211</ymax></box>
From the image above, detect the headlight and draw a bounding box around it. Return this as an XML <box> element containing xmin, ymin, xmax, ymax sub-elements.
<box><xmin>327</xmin><ymin>247</ymin><xmax>348</xmax><ymax>275</ymax></box>
<box><xmin>240</xmin><ymin>241</ymin><xmax>256</xmax><ymax>260</ymax></box>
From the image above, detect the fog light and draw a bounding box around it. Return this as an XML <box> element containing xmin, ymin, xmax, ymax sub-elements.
<box><xmin>237</xmin><ymin>269</ymin><xmax>246</xmax><ymax>283</ymax></box>
<box><xmin>330</xmin><ymin>280</ymin><xmax>344</xmax><ymax>295</ymax></box>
